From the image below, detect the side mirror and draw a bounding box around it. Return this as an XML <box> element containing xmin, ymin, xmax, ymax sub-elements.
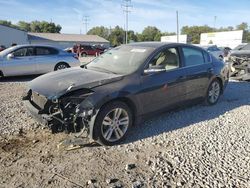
<box><xmin>144</xmin><ymin>65</ymin><xmax>166</xmax><ymax>74</ymax></box>
<box><xmin>7</xmin><ymin>53</ymin><xmax>14</xmax><ymax>59</ymax></box>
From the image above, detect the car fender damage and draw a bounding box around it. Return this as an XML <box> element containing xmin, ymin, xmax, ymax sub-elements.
<box><xmin>23</xmin><ymin>88</ymin><xmax>99</xmax><ymax>138</ymax></box>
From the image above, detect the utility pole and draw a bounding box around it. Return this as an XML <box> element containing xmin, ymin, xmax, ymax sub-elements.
<box><xmin>176</xmin><ymin>11</ymin><xmax>179</xmax><ymax>43</ymax></box>
<box><xmin>83</xmin><ymin>16</ymin><xmax>90</xmax><ymax>34</ymax></box>
<box><xmin>214</xmin><ymin>16</ymin><xmax>217</xmax><ymax>30</ymax></box>
<box><xmin>122</xmin><ymin>0</ymin><xmax>132</xmax><ymax>44</ymax></box>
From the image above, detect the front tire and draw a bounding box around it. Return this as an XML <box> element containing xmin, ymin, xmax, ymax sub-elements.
<box><xmin>205</xmin><ymin>79</ymin><xmax>222</xmax><ymax>105</ymax></box>
<box><xmin>93</xmin><ymin>101</ymin><xmax>132</xmax><ymax>146</ymax></box>
<box><xmin>54</xmin><ymin>62</ymin><xmax>69</xmax><ymax>71</ymax></box>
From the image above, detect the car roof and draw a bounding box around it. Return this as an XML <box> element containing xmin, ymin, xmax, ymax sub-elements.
<box><xmin>127</xmin><ymin>42</ymin><xmax>204</xmax><ymax>50</ymax></box>
<box><xmin>11</xmin><ymin>44</ymin><xmax>60</xmax><ymax>49</ymax></box>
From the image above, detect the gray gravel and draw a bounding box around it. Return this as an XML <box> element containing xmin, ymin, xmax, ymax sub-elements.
<box><xmin>0</xmin><ymin>78</ymin><xmax>250</xmax><ymax>187</ymax></box>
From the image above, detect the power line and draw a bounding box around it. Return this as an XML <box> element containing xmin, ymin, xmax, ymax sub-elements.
<box><xmin>83</xmin><ymin>16</ymin><xmax>90</xmax><ymax>34</ymax></box>
<box><xmin>122</xmin><ymin>0</ymin><xmax>132</xmax><ymax>44</ymax></box>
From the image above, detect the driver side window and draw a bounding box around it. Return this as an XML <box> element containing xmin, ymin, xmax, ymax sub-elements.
<box><xmin>13</xmin><ymin>47</ymin><xmax>34</xmax><ymax>57</ymax></box>
<box><xmin>149</xmin><ymin>47</ymin><xmax>180</xmax><ymax>71</ymax></box>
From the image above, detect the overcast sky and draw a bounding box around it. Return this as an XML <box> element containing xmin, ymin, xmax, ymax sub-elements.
<box><xmin>0</xmin><ymin>0</ymin><xmax>250</xmax><ymax>34</ymax></box>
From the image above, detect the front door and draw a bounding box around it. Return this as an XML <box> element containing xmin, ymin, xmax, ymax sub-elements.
<box><xmin>2</xmin><ymin>47</ymin><xmax>36</xmax><ymax>76</ymax></box>
<box><xmin>140</xmin><ymin>47</ymin><xmax>187</xmax><ymax>114</ymax></box>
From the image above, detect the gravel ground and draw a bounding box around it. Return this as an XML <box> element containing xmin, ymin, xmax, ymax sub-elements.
<box><xmin>0</xmin><ymin>77</ymin><xmax>250</xmax><ymax>187</ymax></box>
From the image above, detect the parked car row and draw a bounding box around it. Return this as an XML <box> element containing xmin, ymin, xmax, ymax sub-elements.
<box><xmin>65</xmin><ymin>44</ymin><xmax>106</xmax><ymax>57</ymax></box>
<box><xmin>0</xmin><ymin>45</ymin><xmax>80</xmax><ymax>77</ymax></box>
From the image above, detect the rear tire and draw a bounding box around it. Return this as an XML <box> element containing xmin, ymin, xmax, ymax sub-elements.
<box><xmin>93</xmin><ymin>101</ymin><xmax>132</xmax><ymax>146</ymax></box>
<box><xmin>205</xmin><ymin>79</ymin><xmax>222</xmax><ymax>105</ymax></box>
<box><xmin>54</xmin><ymin>62</ymin><xmax>69</xmax><ymax>71</ymax></box>
<box><xmin>0</xmin><ymin>71</ymin><xmax>3</xmax><ymax>78</ymax></box>
<box><xmin>81</xmin><ymin>52</ymin><xmax>87</xmax><ymax>57</ymax></box>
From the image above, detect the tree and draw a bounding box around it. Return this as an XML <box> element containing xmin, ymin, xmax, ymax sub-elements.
<box><xmin>29</xmin><ymin>21</ymin><xmax>61</xmax><ymax>33</ymax></box>
<box><xmin>127</xmin><ymin>30</ymin><xmax>138</xmax><ymax>42</ymax></box>
<box><xmin>87</xmin><ymin>26</ymin><xmax>110</xmax><ymax>40</ymax></box>
<box><xmin>236</xmin><ymin>22</ymin><xmax>248</xmax><ymax>31</ymax></box>
<box><xmin>140</xmin><ymin>26</ymin><xmax>161</xmax><ymax>41</ymax></box>
<box><xmin>108</xmin><ymin>26</ymin><xmax>125</xmax><ymax>46</ymax></box>
<box><xmin>181</xmin><ymin>25</ymin><xmax>214</xmax><ymax>43</ymax></box>
<box><xmin>236</xmin><ymin>22</ymin><xmax>249</xmax><ymax>43</ymax></box>
<box><xmin>17</xmin><ymin>21</ymin><xmax>31</xmax><ymax>31</ymax></box>
<box><xmin>0</xmin><ymin>20</ymin><xmax>19</xmax><ymax>29</ymax></box>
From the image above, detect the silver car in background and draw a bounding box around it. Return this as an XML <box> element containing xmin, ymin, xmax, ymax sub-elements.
<box><xmin>0</xmin><ymin>45</ymin><xmax>80</xmax><ymax>77</ymax></box>
<box><xmin>202</xmin><ymin>45</ymin><xmax>224</xmax><ymax>60</ymax></box>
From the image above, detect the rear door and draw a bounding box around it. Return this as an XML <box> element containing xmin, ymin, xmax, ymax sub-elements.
<box><xmin>2</xmin><ymin>47</ymin><xmax>36</xmax><ymax>76</ymax></box>
<box><xmin>140</xmin><ymin>46</ymin><xmax>187</xmax><ymax>114</ymax></box>
<box><xmin>35</xmin><ymin>47</ymin><xmax>59</xmax><ymax>74</ymax></box>
<box><xmin>180</xmin><ymin>46</ymin><xmax>213</xmax><ymax>100</ymax></box>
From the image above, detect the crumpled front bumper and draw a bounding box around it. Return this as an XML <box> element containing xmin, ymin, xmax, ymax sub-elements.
<box><xmin>23</xmin><ymin>100</ymin><xmax>51</xmax><ymax>126</ymax></box>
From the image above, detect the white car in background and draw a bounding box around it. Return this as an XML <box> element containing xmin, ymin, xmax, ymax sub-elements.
<box><xmin>0</xmin><ymin>45</ymin><xmax>80</xmax><ymax>77</ymax></box>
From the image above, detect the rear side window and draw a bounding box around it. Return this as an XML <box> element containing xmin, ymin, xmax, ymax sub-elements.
<box><xmin>36</xmin><ymin>47</ymin><xmax>58</xmax><ymax>56</ymax></box>
<box><xmin>182</xmin><ymin>47</ymin><xmax>205</xmax><ymax>66</ymax></box>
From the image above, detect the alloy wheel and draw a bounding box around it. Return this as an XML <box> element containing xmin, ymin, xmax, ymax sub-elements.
<box><xmin>208</xmin><ymin>81</ymin><xmax>220</xmax><ymax>104</ymax></box>
<box><xmin>101</xmin><ymin>108</ymin><xmax>129</xmax><ymax>142</ymax></box>
<box><xmin>57</xmin><ymin>64</ymin><xmax>67</xmax><ymax>70</ymax></box>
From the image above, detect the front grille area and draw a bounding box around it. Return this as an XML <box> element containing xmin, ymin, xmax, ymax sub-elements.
<box><xmin>30</xmin><ymin>91</ymin><xmax>47</xmax><ymax>109</ymax></box>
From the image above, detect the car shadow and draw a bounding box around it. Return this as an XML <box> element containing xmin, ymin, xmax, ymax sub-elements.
<box><xmin>0</xmin><ymin>75</ymin><xmax>40</xmax><ymax>83</ymax></box>
<box><xmin>123</xmin><ymin>81</ymin><xmax>250</xmax><ymax>145</ymax></box>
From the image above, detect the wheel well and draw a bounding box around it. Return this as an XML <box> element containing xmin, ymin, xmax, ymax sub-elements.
<box><xmin>0</xmin><ymin>70</ymin><xmax>3</xmax><ymax>77</ymax></box>
<box><xmin>99</xmin><ymin>97</ymin><xmax>137</xmax><ymax>124</ymax></box>
<box><xmin>91</xmin><ymin>97</ymin><xmax>137</xmax><ymax>140</ymax></box>
<box><xmin>54</xmin><ymin>62</ymin><xmax>70</xmax><ymax>70</ymax></box>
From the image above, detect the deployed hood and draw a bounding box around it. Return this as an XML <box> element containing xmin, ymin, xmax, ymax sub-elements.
<box><xmin>28</xmin><ymin>67</ymin><xmax>123</xmax><ymax>98</ymax></box>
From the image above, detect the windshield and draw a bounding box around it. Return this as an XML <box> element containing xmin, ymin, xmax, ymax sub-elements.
<box><xmin>0</xmin><ymin>46</ymin><xmax>17</xmax><ymax>57</ymax></box>
<box><xmin>86</xmin><ymin>45</ymin><xmax>155</xmax><ymax>75</ymax></box>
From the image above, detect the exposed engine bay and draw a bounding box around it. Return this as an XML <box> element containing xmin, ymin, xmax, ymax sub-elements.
<box><xmin>23</xmin><ymin>88</ymin><xmax>95</xmax><ymax>135</ymax></box>
<box><xmin>229</xmin><ymin>56</ymin><xmax>250</xmax><ymax>81</ymax></box>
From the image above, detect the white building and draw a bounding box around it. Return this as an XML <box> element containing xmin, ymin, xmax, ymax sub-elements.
<box><xmin>28</xmin><ymin>33</ymin><xmax>110</xmax><ymax>49</ymax></box>
<box><xmin>161</xmin><ymin>35</ymin><xmax>187</xmax><ymax>43</ymax></box>
<box><xmin>0</xmin><ymin>24</ymin><xmax>28</xmax><ymax>47</ymax></box>
<box><xmin>200</xmin><ymin>30</ymin><xmax>243</xmax><ymax>48</ymax></box>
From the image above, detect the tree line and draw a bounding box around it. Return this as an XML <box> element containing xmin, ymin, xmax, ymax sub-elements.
<box><xmin>0</xmin><ymin>20</ymin><xmax>62</xmax><ymax>33</ymax></box>
<box><xmin>88</xmin><ymin>22</ymin><xmax>250</xmax><ymax>46</ymax></box>
<box><xmin>1</xmin><ymin>19</ymin><xmax>249</xmax><ymax>46</ymax></box>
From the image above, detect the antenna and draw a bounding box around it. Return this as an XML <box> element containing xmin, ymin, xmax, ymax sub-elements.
<box><xmin>122</xmin><ymin>0</ymin><xmax>132</xmax><ymax>44</ymax></box>
<box><xmin>83</xmin><ymin>16</ymin><xmax>90</xmax><ymax>34</ymax></box>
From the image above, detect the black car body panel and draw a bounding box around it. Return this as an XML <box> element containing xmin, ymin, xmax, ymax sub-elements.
<box><xmin>23</xmin><ymin>42</ymin><xmax>229</xmax><ymax>139</ymax></box>
<box><xmin>28</xmin><ymin>67</ymin><xmax>124</xmax><ymax>99</ymax></box>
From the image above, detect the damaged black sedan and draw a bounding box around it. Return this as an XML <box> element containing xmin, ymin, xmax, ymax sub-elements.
<box><xmin>23</xmin><ymin>42</ymin><xmax>229</xmax><ymax>145</ymax></box>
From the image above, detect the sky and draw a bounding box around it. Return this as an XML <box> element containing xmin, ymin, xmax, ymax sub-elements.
<box><xmin>0</xmin><ymin>0</ymin><xmax>250</xmax><ymax>34</ymax></box>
